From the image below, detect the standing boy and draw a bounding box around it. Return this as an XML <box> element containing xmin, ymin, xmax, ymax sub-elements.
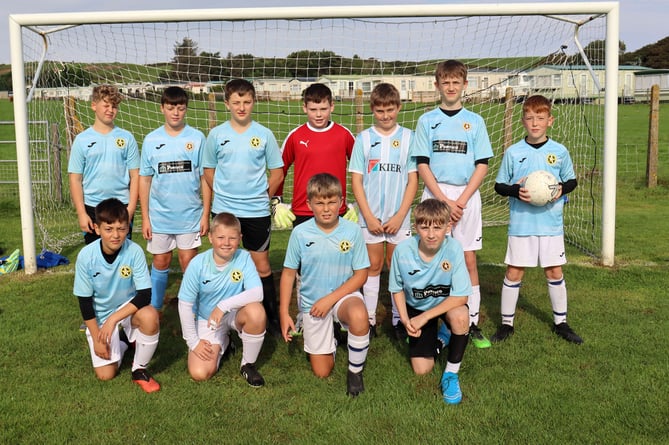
<box><xmin>389</xmin><ymin>199</ymin><xmax>471</xmax><ymax>405</ymax></box>
<box><xmin>411</xmin><ymin>60</ymin><xmax>493</xmax><ymax>348</ymax></box>
<box><xmin>139</xmin><ymin>86</ymin><xmax>210</xmax><ymax>311</ymax></box>
<box><xmin>272</xmin><ymin>83</ymin><xmax>356</xmax><ymax>228</ymax></box>
<box><xmin>349</xmin><ymin>83</ymin><xmax>418</xmax><ymax>339</ymax></box>
<box><xmin>178</xmin><ymin>212</ymin><xmax>267</xmax><ymax>386</ymax></box>
<box><xmin>491</xmin><ymin>95</ymin><xmax>582</xmax><ymax>344</ymax></box>
<box><xmin>279</xmin><ymin>173</ymin><xmax>370</xmax><ymax>397</ymax></box>
<box><xmin>203</xmin><ymin>79</ymin><xmax>284</xmax><ymax>336</ymax></box>
<box><xmin>68</xmin><ymin>85</ymin><xmax>139</xmax><ymax>245</ymax></box>
<box><xmin>73</xmin><ymin>198</ymin><xmax>160</xmax><ymax>393</ymax></box>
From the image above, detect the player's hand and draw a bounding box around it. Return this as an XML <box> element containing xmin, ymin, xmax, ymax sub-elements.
<box><xmin>280</xmin><ymin>313</ymin><xmax>296</xmax><ymax>343</ymax></box>
<box><xmin>366</xmin><ymin>217</ymin><xmax>384</xmax><ymax>235</ymax></box>
<box><xmin>310</xmin><ymin>296</ymin><xmax>334</xmax><ymax>319</ymax></box>
<box><xmin>382</xmin><ymin>213</ymin><xmax>403</xmax><ymax>235</ymax></box>
<box><xmin>193</xmin><ymin>339</ymin><xmax>216</xmax><ymax>361</ymax></box>
<box><xmin>208</xmin><ymin>307</ymin><xmax>224</xmax><ymax>330</ymax></box>
<box><xmin>271</xmin><ymin>197</ymin><xmax>296</xmax><ymax>229</ymax></box>
<box><xmin>96</xmin><ymin>320</ymin><xmax>116</xmax><ymax>347</ymax></box>
<box><xmin>77</xmin><ymin>213</ymin><xmax>95</xmax><ymax>234</ymax></box>
<box><xmin>142</xmin><ymin>216</ymin><xmax>152</xmax><ymax>240</ymax></box>
<box><xmin>402</xmin><ymin>319</ymin><xmax>421</xmax><ymax>338</ymax></box>
<box><xmin>93</xmin><ymin>337</ymin><xmax>111</xmax><ymax>360</ymax></box>
<box><xmin>445</xmin><ymin>198</ymin><xmax>464</xmax><ymax>223</ymax></box>
<box><xmin>343</xmin><ymin>203</ymin><xmax>359</xmax><ymax>223</ymax></box>
<box><xmin>199</xmin><ymin>214</ymin><xmax>210</xmax><ymax>236</ymax></box>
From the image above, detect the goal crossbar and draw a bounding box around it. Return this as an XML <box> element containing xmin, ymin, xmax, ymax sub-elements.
<box><xmin>9</xmin><ymin>2</ymin><xmax>620</xmax><ymax>274</ymax></box>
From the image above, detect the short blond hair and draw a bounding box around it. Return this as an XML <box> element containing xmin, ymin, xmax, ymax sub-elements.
<box><xmin>413</xmin><ymin>199</ymin><xmax>451</xmax><ymax>227</ymax></box>
<box><xmin>211</xmin><ymin>212</ymin><xmax>241</xmax><ymax>233</ymax></box>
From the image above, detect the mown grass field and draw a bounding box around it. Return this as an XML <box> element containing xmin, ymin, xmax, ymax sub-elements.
<box><xmin>1</xmin><ymin>98</ymin><xmax>668</xmax><ymax>443</ymax></box>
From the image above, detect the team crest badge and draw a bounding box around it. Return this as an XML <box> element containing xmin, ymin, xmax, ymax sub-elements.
<box><xmin>231</xmin><ymin>269</ymin><xmax>243</xmax><ymax>283</ymax></box>
<box><xmin>392</xmin><ymin>139</ymin><xmax>400</xmax><ymax>148</ymax></box>
<box><xmin>115</xmin><ymin>138</ymin><xmax>126</xmax><ymax>148</ymax></box>
<box><xmin>339</xmin><ymin>240</ymin><xmax>352</xmax><ymax>253</ymax></box>
<box><xmin>463</xmin><ymin>122</ymin><xmax>471</xmax><ymax>131</ymax></box>
<box><xmin>120</xmin><ymin>265</ymin><xmax>132</xmax><ymax>278</ymax></box>
<box><xmin>250</xmin><ymin>136</ymin><xmax>261</xmax><ymax>149</ymax></box>
<box><xmin>546</xmin><ymin>153</ymin><xmax>557</xmax><ymax>165</ymax></box>
<box><xmin>185</xmin><ymin>142</ymin><xmax>194</xmax><ymax>151</ymax></box>
<box><xmin>440</xmin><ymin>260</ymin><xmax>452</xmax><ymax>272</ymax></box>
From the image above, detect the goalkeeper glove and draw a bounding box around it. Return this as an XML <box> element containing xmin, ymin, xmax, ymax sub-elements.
<box><xmin>343</xmin><ymin>203</ymin><xmax>359</xmax><ymax>223</ymax></box>
<box><xmin>271</xmin><ymin>197</ymin><xmax>296</xmax><ymax>229</ymax></box>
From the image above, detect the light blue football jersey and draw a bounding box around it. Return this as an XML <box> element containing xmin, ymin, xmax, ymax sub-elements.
<box><xmin>178</xmin><ymin>248</ymin><xmax>262</xmax><ymax>321</ymax></box>
<box><xmin>389</xmin><ymin>235</ymin><xmax>471</xmax><ymax>312</ymax></box>
<box><xmin>203</xmin><ymin>121</ymin><xmax>283</xmax><ymax>217</ymax></box>
<box><xmin>283</xmin><ymin>218</ymin><xmax>370</xmax><ymax>312</ymax></box>
<box><xmin>495</xmin><ymin>138</ymin><xmax>576</xmax><ymax>236</ymax></box>
<box><xmin>140</xmin><ymin>125</ymin><xmax>206</xmax><ymax>234</ymax></box>
<box><xmin>411</xmin><ymin>107</ymin><xmax>493</xmax><ymax>185</ymax></box>
<box><xmin>68</xmin><ymin>126</ymin><xmax>140</xmax><ymax>206</ymax></box>
<box><xmin>349</xmin><ymin>125</ymin><xmax>416</xmax><ymax>229</ymax></box>
<box><xmin>73</xmin><ymin>238</ymin><xmax>151</xmax><ymax>325</ymax></box>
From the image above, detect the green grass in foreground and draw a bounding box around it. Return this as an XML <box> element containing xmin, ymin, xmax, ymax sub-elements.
<box><xmin>1</xmin><ymin>178</ymin><xmax>669</xmax><ymax>443</ymax></box>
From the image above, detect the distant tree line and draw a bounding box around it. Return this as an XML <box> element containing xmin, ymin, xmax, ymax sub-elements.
<box><xmin>4</xmin><ymin>36</ymin><xmax>669</xmax><ymax>91</ymax></box>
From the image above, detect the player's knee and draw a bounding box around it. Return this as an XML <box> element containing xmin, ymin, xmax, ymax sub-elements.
<box><xmin>189</xmin><ymin>366</ymin><xmax>214</xmax><ymax>382</ymax></box>
<box><xmin>346</xmin><ymin>307</ymin><xmax>370</xmax><ymax>334</ymax></box>
<box><xmin>94</xmin><ymin>367</ymin><xmax>117</xmax><ymax>381</ymax></box>
<box><xmin>135</xmin><ymin>306</ymin><xmax>160</xmax><ymax>334</ymax></box>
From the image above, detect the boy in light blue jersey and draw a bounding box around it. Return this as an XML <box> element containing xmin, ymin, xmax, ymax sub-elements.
<box><xmin>349</xmin><ymin>83</ymin><xmax>418</xmax><ymax>339</ymax></box>
<box><xmin>491</xmin><ymin>95</ymin><xmax>582</xmax><ymax>345</ymax></box>
<box><xmin>389</xmin><ymin>199</ymin><xmax>471</xmax><ymax>404</ymax></box>
<box><xmin>177</xmin><ymin>213</ymin><xmax>267</xmax><ymax>386</ymax></box>
<box><xmin>139</xmin><ymin>86</ymin><xmax>211</xmax><ymax>311</ymax></box>
<box><xmin>411</xmin><ymin>60</ymin><xmax>493</xmax><ymax>349</ymax></box>
<box><xmin>203</xmin><ymin>79</ymin><xmax>284</xmax><ymax>337</ymax></box>
<box><xmin>74</xmin><ymin>198</ymin><xmax>160</xmax><ymax>393</ymax></box>
<box><xmin>279</xmin><ymin>173</ymin><xmax>370</xmax><ymax>397</ymax></box>
<box><xmin>68</xmin><ymin>85</ymin><xmax>140</xmax><ymax>245</ymax></box>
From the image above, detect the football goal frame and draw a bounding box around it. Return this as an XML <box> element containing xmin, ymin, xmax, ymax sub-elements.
<box><xmin>9</xmin><ymin>2</ymin><xmax>620</xmax><ymax>273</ymax></box>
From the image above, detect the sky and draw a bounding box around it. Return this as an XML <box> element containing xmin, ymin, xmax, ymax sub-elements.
<box><xmin>2</xmin><ymin>0</ymin><xmax>667</xmax><ymax>64</ymax></box>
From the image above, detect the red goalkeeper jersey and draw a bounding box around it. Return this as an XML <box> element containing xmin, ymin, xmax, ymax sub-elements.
<box><xmin>278</xmin><ymin>121</ymin><xmax>354</xmax><ymax>216</ymax></box>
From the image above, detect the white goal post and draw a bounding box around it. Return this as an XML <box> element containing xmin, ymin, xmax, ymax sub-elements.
<box><xmin>9</xmin><ymin>2</ymin><xmax>620</xmax><ymax>274</ymax></box>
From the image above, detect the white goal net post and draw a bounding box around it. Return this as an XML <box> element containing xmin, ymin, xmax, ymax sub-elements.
<box><xmin>9</xmin><ymin>2</ymin><xmax>620</xmax><ymax>274</ymax></box>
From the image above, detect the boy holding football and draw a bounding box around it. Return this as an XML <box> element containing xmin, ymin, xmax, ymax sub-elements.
<box><xmin>279</xmin><ymin>173</ymin><xmax>370</xmax><ymax>397</ymax></box>
<box><xmin>177</xmin><ymin>212</ymin><xmax>267</xmax><ymax>386</ymax></box>
<box><xmin>389</xmin><ymin>199</ymin><xmax>471</xmax><ymax>404</ymax></box>
<box><xmin>349</xmin><ymin>83</ymin><xmax>418</xmax><ymax>339</ymax></box>
<box><xmin>139</xmin><ymin>86</ymin><xmax>210</xmax><ymax>311</ymax></box>
<box><xmin>68</xmin><ymin>84</ymin><xmax>140</xmax><ymax>245</ymax></box>
<box><xmin>73</xmin><ymin>198</ymin><xmax>160</xmax><ymax>393</ymax></box>
<box><xmin>410</xmin><ymin>60</ymin><xmax>493</xmax><ymax>348</ymax></box>
<box><xmin>203</xmin><ymin>78</ymin><xmax>284</xmax><ymax>337</ymax></box>
<box><xmin>491</xmin><ymin>94</ymin><xmax>582</xmax><ymax>344</ymax></box>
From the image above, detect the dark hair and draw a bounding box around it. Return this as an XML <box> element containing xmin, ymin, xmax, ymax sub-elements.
<box><xmin>161</xmin><ymin>86</ymin><xmax>189</xmax><ymax>106</ymax></box>
<box><xmin>95</xmin><ymin>198</ymin><xmax>129</xmax><ymax>225</ymax></box>
<box><xmin>303</xmin><ymin>83</ymin><xmax>333</xmax><ymax>105</ymax></box>
<box><xmin>225</xmin><ymin>78</ymin><xmax>256</xmax><ymax>101</ymax></box>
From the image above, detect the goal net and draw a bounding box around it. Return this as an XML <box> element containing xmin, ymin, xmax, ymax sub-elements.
<box><xmin>9</xmin><ymin>4</ymin><xmax>618</xmax><ymax>270</ymax></box>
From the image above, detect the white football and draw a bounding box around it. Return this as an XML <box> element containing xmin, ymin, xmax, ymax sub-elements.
<box><xmin>524</xmin><ymin>170</ymin><xmax>560</xmax><ymax>206</ymax></box>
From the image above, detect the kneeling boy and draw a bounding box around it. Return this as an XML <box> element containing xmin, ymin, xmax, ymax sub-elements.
<box><xmin>178</xmin><ymin>212</ymin><xmax>267</xmax><ymax>386</ymax></box>
<box><xmin>279</xmin><ymin>173</ymin><xmax>370</xmax><ymax>397</ymax></box>
<box><xmin>74</xmin><ymin>198</ymin><xmax>160</xmax><ymax>393</ymax></box>
<box><xmin>389</xmin><ymin>199</ymin><xmax>471</xmax><ymax>404</ymax></box>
